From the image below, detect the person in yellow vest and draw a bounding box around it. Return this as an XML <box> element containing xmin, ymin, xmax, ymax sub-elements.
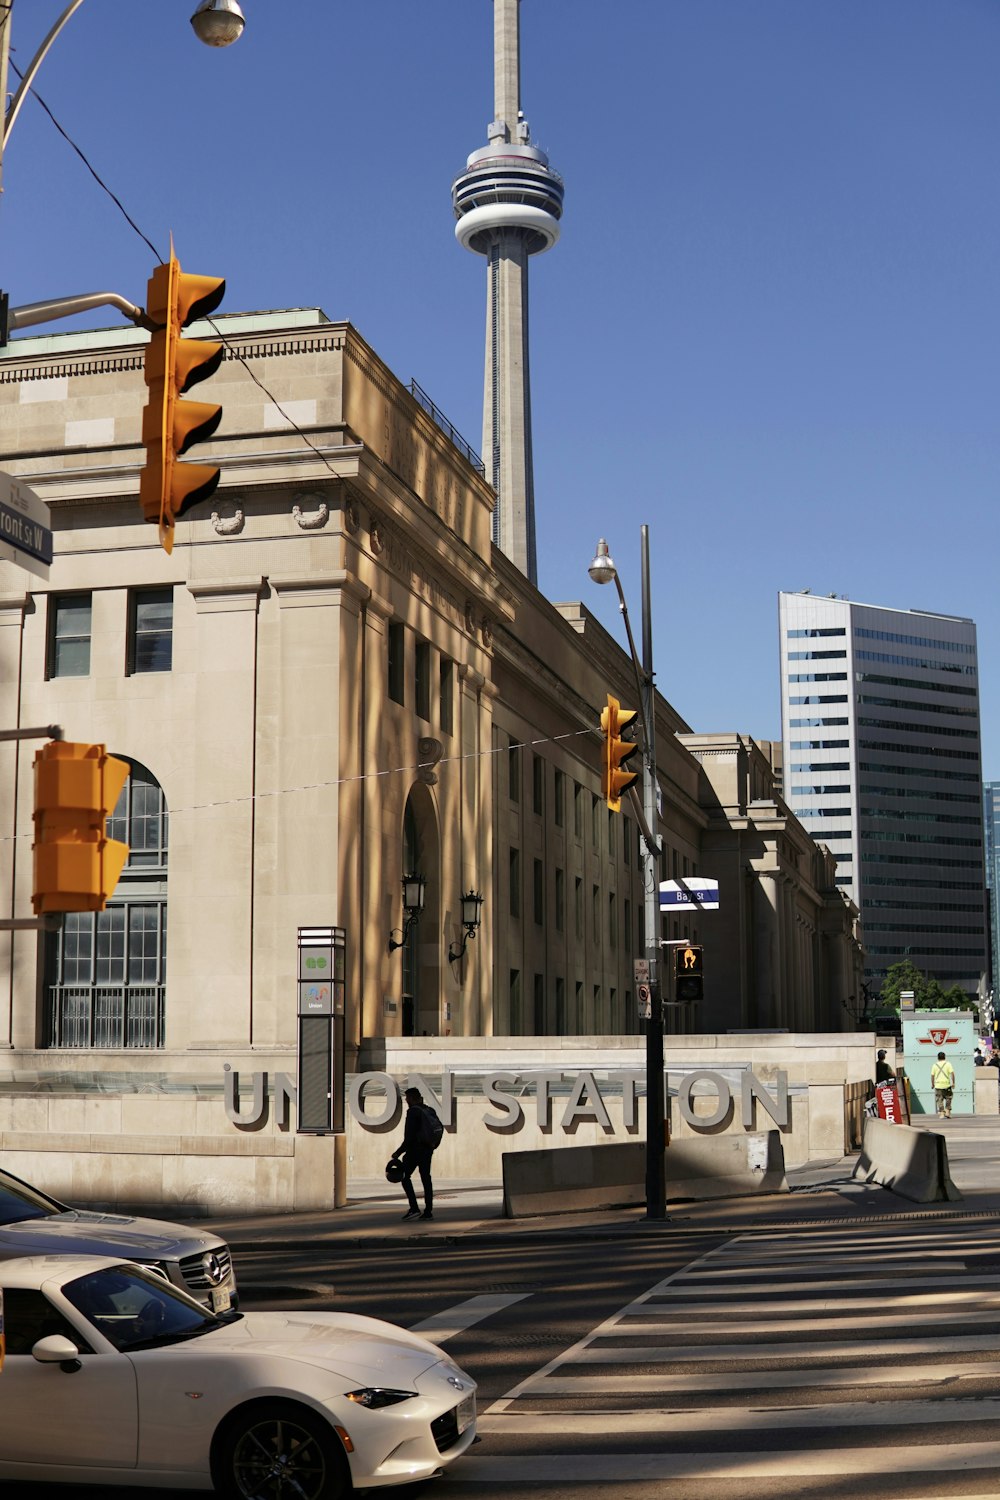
<box><xmin>931</xmin><ymin>1051</ymin><xmax>956</xmax><ymax>1118</ymax></box>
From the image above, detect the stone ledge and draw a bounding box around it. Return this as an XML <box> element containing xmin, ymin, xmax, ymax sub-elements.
<box><xmin>0</xmin><ymin>1132</ymin><xmax>295</xmax><ymax>1158</ymax></box>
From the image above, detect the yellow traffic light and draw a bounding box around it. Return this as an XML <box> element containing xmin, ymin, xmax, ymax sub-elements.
<box><xmin>32</xmin><ymin>742</ymin><xmax>130</xmax><ymax>914</ymax></box>
<box><xmin>674</xmin><ymin>943</ymin><xmax>704</xmax><ymax>1003</ymax></box>
<box><xmin>600</xmin><ymin>693</ymin><xmax>639</xmax><ymax>812</ymax></box>
<box><xmin>140</xmin><ymin>251</ymin><xmax>225</xmax><ymax>554</ymax></box>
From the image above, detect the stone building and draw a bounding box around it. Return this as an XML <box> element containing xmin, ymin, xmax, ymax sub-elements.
<box><xmin>0</xmin><ymin>308</ymin><xmax>862</xmax><ymax>1212</ymax></box>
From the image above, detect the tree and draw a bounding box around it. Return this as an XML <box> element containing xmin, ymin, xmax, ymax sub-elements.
<box><xmin>879</xmin><ymin>960</ymin><xmax>976</xmax><ymax>1014</ymax></box>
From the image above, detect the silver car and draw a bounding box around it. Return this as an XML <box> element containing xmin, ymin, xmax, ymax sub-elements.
<box><xmin>0</xmin><ymin>1166</ymin><xmax>237</xmax><ymax>1312</ymax></box>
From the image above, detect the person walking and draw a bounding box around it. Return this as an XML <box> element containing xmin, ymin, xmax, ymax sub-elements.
<box><xmin>931</xmin><ymin>1051</ymin><xmax>956</xmax><ymax>1118</ymax></box>
<box><xmin>875</xmin><ymin>1049</ymin><xmax>894</xmax><ymax>1084</ymax></box>
<box><xmin>390</xmin><ymin>1086</ymin><xmax>439</xmax><ymax>1221</ymax></box>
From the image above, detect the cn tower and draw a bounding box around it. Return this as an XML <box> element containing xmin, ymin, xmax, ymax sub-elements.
<box><xmin>452</xmin><ymin>0</ymin><xmax>564</xmax><ymax>587</ymax></box>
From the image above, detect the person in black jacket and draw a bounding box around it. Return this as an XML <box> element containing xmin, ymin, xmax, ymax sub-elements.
<box><xmin>390</xmin><ymin>1086</ymin><xmax>434</xmax><ymax>1221</ymax></box>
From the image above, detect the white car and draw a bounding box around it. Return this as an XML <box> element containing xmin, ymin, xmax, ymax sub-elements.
<box><xmin>0</xmin><ymin>1255</ymin><xmax>477</xmax><ymax>1497</ymax></box>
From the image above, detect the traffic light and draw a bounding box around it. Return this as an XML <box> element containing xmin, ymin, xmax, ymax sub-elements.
<box><xmin>674</xmin><ymin>944</ymin><xmax>704</xmax><ymax>1003</ymax></box>
<box><xmin>140</xmin><ymin>250</ymin><xmax>225</xmax><ymax>555</ymax></box>
<box><xmin>32</xmin><ymin>742</ymin><xmax>130</xmax><ymax>914</ymax></box>
<box><xmin>600</xmin><ymin>694</ymin><xmax>639</xmax><ymax>812</ymax></box>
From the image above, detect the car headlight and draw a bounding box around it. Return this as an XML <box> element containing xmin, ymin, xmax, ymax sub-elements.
<box><xmin>345</xmin><ymin>1387</ymin><xmax>416</xmax><ymax>1409</ymax></box>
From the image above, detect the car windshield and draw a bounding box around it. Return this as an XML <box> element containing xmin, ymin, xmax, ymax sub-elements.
<box><xmin>62</xmin><ymin>1264</ymin><xmax>242</xmax><ymax>1352</ymax></box>
<box><xmin>0</xmin><ymin>1169</ymin><xmax>59</xmax><ymax>1225</ymax></box>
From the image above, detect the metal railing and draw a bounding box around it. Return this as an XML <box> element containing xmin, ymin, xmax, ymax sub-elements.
<box><xmin>408</xmin><ymin>379</ymin><xmax>486</xmax><ymax>479</ymax></box>
<box><xmin>47</xmin><ymin>985</ymin><xmax>165</xmax><ymax>1049</ymax></box>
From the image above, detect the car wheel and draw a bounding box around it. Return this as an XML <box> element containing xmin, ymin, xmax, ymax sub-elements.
<box><xmin>214</xmin><ymin>1401</ymin><xmax>350</xmax><ymax>1500</ymax></box>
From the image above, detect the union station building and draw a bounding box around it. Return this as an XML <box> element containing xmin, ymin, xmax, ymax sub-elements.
<box><xmin>0</xmin><ymin>310</ymin><xmax>864</xmax><ymax>1211</ymax></box>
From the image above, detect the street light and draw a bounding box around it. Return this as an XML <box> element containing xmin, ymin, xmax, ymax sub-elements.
<box><xmin>0</xmin><ymin>1</ymin><xmax>245</xmax><ymax>189</ymax></box>
<box><xmin>589</xmin><ymin>526</ymin><xmax>667</xmax><ymax>1220</ymax></box>
<box><xmin>190</xmin><ymin>0</ymin><xmax>246</xmax><ymax>47</ymax></box>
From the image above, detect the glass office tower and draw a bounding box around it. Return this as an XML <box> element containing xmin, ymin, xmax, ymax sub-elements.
<box><xmin>779</xmin><ymin>593</ymin><xmax>988</xmax><ymax>1002</ymax></box>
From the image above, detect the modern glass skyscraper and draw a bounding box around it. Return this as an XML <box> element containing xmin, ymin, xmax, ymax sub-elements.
<box><xmin>984</xmin><ymin>782</ymin><xmax>1000</xmax><ymax>999</ymax></box>
<box><xmin>778</xmin><ymin>592</ymin><xmax>988</xmax><ymax>1001</ymax></box>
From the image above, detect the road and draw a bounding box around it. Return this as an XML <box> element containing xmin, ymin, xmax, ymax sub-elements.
<box><xmin>231</xmin><ymin>1211</ymin><xmax>1000</xmax><ymax>1500</ymax></box>
<box><xmin>8</xmin><ymin>1207</ymin><xmax>1000</xmax><ymax>1499</ymax></box>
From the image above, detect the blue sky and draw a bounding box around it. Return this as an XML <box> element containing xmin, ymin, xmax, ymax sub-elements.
<box><xmin>3</xmin><ymin>0</ymin><xmax>997</xmax><ymax>776</ymax></box>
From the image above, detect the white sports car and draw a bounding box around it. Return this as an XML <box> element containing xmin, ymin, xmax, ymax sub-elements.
<box><xmin>0</xmin><ymin>1255</ymin><xmax>477</xmax><ymax>1497</ymax></box>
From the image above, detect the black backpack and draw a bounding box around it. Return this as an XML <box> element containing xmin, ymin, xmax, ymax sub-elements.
<box><xmin>417</xmin><ymin>1105</ymin><xmax>444</xmax><ymax>1150</ymax></box>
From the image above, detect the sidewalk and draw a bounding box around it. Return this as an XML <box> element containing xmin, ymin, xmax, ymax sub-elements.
<box><xmin>198</xmin><ymin>1115</ymin><xmax>1000</xmax><ymax>1253</ymax></box>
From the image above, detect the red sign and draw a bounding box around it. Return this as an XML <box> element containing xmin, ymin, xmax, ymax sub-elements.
<box><xmin>875</xmin><ymin>1084</ymin><xmax>903</xmax><ymax>1124</ymax></box>
<box><xmin>917</xmin><ymin>1029</ymin><xmax>960</xmax><ymax>1047</ymax></box>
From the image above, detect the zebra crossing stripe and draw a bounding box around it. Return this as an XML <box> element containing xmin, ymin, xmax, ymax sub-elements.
<box><xmin>475</xmin><ymin>1397</ymin><xmax>1000</xmax><ymax>1436</ymax></box>
<box><xmin>446</xmin><ymin>1441</ymin><xmax>1000</xmax><ymax>1483</ymax></box>
<box><xmin>408</xmin><ymin>1292</ymin><xmax>531</xmax><ymax>1341</ymax></box>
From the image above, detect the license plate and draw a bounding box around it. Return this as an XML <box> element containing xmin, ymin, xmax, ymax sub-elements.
<box><xmin>211</xmin><ymin>1286</ymin><xmax>232</xmax><ymax>1315</ymax></box>
<box><xmin>456</xmin><ymin>1395</ymin><xmax>475</xmax><ymax>1435</ymax></box>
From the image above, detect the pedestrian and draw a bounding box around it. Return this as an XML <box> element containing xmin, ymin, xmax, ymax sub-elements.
<box><xmin>390</xmin><ymin>1086</ymin><xmax>438</xmax><ymax>1221</ymax></box>
<box><xmin>931</xmin><ymin>1051</ymin><xmax>956</xmax><ymax>1118</ymax></box>
<box><xmin>875</xmin><ymin>1049</ymin><xmax>894</xmax><ymax>1084</ymax></box>
<box><xmin>975</xmin><ymin>1048</ymin><xmax>986</xmax><ymax>1067</ymax></box>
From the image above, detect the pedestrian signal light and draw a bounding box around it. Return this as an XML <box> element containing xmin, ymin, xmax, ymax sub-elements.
<box><xmin>674</xmin><ymin>943</ymin><xmax>704</xmax><ymax>1004</ymax></box>
<box><xmin>140</xmin><ymin>250</ymin><xmax>225</xmax><ymax>554</ymax></box>
<box><xmin>32</xmin><ymin>741</ymin><xmax>130</xmax><ymax>914</ymax></box>
<box><xmin>600</xmin><ymin>694</ymin><xmax>639</xmax><ymax>812</ymax></box>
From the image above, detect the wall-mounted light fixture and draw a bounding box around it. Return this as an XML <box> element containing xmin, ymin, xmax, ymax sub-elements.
<box><xmin>388</xmin><ymin>873</ymin><xmax>426</xmax><ymax>952</ymax></box>
<box><xmin>448</xmin><ymin>889</ymin><xmax>484</xmax><ymax>962</ymax></box>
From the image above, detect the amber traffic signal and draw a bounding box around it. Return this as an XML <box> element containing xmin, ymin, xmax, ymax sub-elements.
<box><xmin>140</xmin><ymin>251</ymin><xmax>225</xmax><ymax>554</ymax></box>
<box><xmin>32</xmin><ymin>741</ymin><xmax>129</xmax><ymax>914</ymax></box>
<box><xmin>600</xmin><ymin>694</ymin><xmax>639</xmax><ymax>812</ymax></box>
<box><xmin>674</xmin><ymin>943</ymin><xmax>704</xmax><ymax>1003</ymax></box>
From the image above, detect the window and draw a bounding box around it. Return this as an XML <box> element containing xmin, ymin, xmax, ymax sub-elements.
<box><xmin>592</xmin><ymin>885</ymin><xmax>600</xmax><ymax>945</ymax></box>
<box><xmin>574</xmin><ymin>782</ymin><xmax>583</xmax><ymax>837</ymax></box>
<box><xmin>509</xmin><ymin>740</ymin><xmax>521</xmax><ymax>803</ymax></box>
<box><xmin>533</xmin><ymin>974</ymin><xmax>545</xmax><ymax>1033</ymax></box>
<box><xmin>509</xmin><ymin>970</ymin><xmax>522</xmax><ymax>1034</ymax></box>
<box><xmin>129</xmin><ymin>588</ymin><xmax>173</xmax><ymax>674</ymax></box>
<box><xmin>533</xmin><ymin>858</ymin><xmax>544</xmax><ymax>925</ymax></box>
<box><xmin>624</xmin><ymin>898</ymin><xmax>631</xmax><ymax>953</ymax></box>
<box><xmin>387</xmin><ymin>622</ymin><xmax>405</xmax><ymax>705</ymax></box>
<box><xmin>439</xmin><ymin>657</ymin><xmax>454</xmax><ymax>735</ymax></box>
<box><xmin>554</xmin><ymin>770</ymin><xmax>565</xmax><ymax>828</ymax></box>
<box><xmin>44</xmin><ymin>761</ymin><xmax>168</xmax><ymax>1049</ymax></box>
<box><xmin>555</xmin><ymin>868</ymin><xmax>565</xmax><ymax>932</ymax></box>
<box><xmin>49</xmin><ymin>593</ymin><xmax>91</xmax><ymax>678</ymax></box>
<box><xmin>532</xmin><ymin>754</ymin><xmax>544</xmax><ymax>815</ymax></box>
<box><xmin>574</xmin><ymin>876</ymin><xmax>583</xmax><ymax>939</ymax></box>
<box><xmin>623</xmin><ymin>818</ymin><xmax>632</xmax><ymax>866</ymax></box>
<box><xmin>592</xmin><ymin>795</ymin><xmax>601</xmax><ymax>848</ymax></box>
<box><xmin>414</xmin><ymin>640</ymin><xmax>431</xmax><ymax>720</ymax></box>
<box><xmin>555</xmin><ymin>977</ymin><xmax>566</xmax><ymax>1034</ymax></box>
<box><xmin>509</xmin><ymin>848</ymin><xmax>520</xmax><ymax>918</ymax></box>
<box><xmin>609</xmin><ymin>893</ymin><xmax>618</xmax><ymax>949</ymax></box>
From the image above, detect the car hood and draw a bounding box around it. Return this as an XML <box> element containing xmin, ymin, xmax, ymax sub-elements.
<box><xmin>0</xmin><ymin>1212</ymin><xmax>223</xmax><ymax>1260</ymax></box>
<box><xmin>196</xmin><ymin>1310</ymin><xmax>458</xmax><ymax>1384</ymax></box>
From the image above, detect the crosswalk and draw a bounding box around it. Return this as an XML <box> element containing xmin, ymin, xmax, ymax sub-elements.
<box><xmin>448</xmin><ymin>1220</ymin><xmax>1000</xmax><ymax>1494</ymax></box>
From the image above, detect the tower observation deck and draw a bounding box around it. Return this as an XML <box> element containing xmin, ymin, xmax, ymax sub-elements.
<box><xmin>451</xmin><ymin>0</ymin><xmax>563</xmax><ymax>586</ymax></box>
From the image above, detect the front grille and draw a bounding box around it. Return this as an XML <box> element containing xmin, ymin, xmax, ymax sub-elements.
<box><xmin>430</xmin><ymin>1407</ymin><xmax>461</xmax><ymax>1455</ymax></box>
<box><xmin>180</xmin><ymin>1245</ymin><xmax>233</xmax><ymax>1290</ymax></box>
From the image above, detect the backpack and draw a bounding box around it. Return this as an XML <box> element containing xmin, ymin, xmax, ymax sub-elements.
<box><xmin>417</xmin><ymin>1105</ymin><xmax>444</xmax><ymax>1150</ymax></box>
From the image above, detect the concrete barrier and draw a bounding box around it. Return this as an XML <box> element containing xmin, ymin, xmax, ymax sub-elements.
<box><xmin>853</xmin><ymin>1118</ymin><xmax>962</xmax><ymax>1204</ymax></box>
<box><xmin>501</xmin><ymin>1133</ymin><xmax>788</xmax><ymax>1218</ymax></box>
<box><xmin>663</xmin><ymin>1132</ymin><xmax>788</xmax><ymax>1202</ymax></box>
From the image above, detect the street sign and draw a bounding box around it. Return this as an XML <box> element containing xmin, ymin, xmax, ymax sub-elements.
<box><xmin>659</xmin><ymin>877</ymin><xmax>720</xmax><ymax>912</ymax></box>
<box><xmin>0</xmin><ymin>472</ymin><xmax>52</xmax><ymax>580</ymax></box>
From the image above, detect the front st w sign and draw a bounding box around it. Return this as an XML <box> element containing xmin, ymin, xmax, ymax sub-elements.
<box><xmin>0</xmin><ymin>473</ymin><xmax>52</xmax><ymax>580</ymax></box>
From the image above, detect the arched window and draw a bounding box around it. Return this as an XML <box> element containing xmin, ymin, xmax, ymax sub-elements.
<box><xmin>44</xmin><ymin>761</ymin><xmax>168</xmax><ymax>1049</ymax></box>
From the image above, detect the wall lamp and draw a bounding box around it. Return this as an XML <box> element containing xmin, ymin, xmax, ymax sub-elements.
<box><xmin>449</xmin><ymin>889</ymin><xmax>484</xmax><ymax>962</ymax></box>
<box><xmin>388</xmin><ymin>873</ymin><xmax>426</xmax><ymax>953</ymax></box>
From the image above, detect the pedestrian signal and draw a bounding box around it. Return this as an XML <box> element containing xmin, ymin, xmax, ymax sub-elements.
<box><xmin>674</xmin><ymin>943</ymin><xmax>704</xmax><ymax>1003</ymax></box>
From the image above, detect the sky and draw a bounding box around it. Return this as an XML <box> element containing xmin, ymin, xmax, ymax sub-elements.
<box><xmin>2</xmin><ymin>0</ymin><xmax>997</xmax><ymax>776</ymax></box>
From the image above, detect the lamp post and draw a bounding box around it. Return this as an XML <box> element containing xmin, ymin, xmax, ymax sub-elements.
<box><xmin>589</xmin><ymin>525</ymin><xmax>666</xmax><ymax>1220</ymax></box>
<box><xmin>0</xmin><ymin>0</ymin><xmax>245</xmax><ymax>194</ymax></box>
